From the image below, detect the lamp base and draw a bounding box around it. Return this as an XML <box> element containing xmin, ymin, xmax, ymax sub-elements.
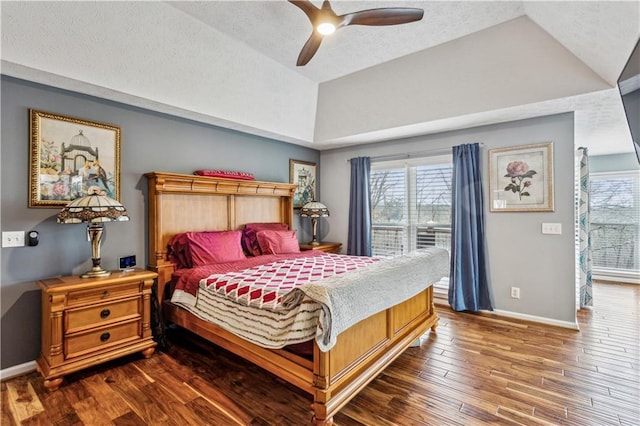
<box><xmin>81</xmin><ymin>225</ymin><xmax>110</xmax><ymax>278</ymax></box>
<box><xmin>81</xmin><ymin>267</ymin><xmax>111</xmax><ymax>279</ymax></box>
<box><xmin>309</xmin><ymin>217</ymin><xmax>321</xmax><ymax>246</ymax></box>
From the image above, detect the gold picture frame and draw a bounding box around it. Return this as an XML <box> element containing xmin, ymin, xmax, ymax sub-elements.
<box><xmin>489</xmin><ymin>142</ymin><xmax>554</xmax><ymax>212</ymax></box>
<box><xmin>29</xmin><ymin>109</ymin><xmax>121</xmax><ymax>208</ymax></box>
<box><xmin>289</xmin><ymin>159</ymin><xmax>317</xmax><ymax>208</ymax></box>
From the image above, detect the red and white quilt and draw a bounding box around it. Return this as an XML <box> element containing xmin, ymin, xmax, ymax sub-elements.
<box><xmin>200</xmin><ymin>254</ymin><xmax>378</xmax><ymax>310</ymax></box>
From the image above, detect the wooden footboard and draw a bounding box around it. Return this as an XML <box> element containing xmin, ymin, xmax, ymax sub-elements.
<box><xmin>163</xmin><ymin>286</ymin><xmax>437</xmax><ymax>425</ymax></box>
<box><xmin>311</xmin><ymin>286</ymin><xmax>437</xmax><ymax>424</ymax></box>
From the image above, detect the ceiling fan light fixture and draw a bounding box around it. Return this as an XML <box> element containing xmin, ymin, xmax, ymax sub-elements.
<box><xmin>317</xmin><ymin>22</ymin><xmax>336</xmax><ymax>35</ymax></box>
<box><xmin>289</xmin><ymin>0</ymin><xmax>424</xmax><ymax>65</ymax></box>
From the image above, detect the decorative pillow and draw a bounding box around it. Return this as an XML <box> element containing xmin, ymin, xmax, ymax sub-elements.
<box><xmin>242</xmin><ymin>222</ymin><xmax>289</xmax><ymax>256</ymax></box>
<box><xmin>167</xmin><ymin>233</ymin><xmax>192</xmax><ymax>269</ymax></box>
<box><xmin>184</xmin><ymin>231</ymin><xmax>246</xmax><ymax>266</ymax></box>
<box><xmin>256</xmin><ymin>230</ymin><xmax>300</xmax><ymax>255</ymax></box>
<box><xmin>194</xmin><ymin>170</ymin><xmax>255</xmax><ymax>180</ymax></box>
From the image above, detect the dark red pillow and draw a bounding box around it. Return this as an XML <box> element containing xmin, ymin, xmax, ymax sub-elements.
<box><xmin>184</xmin><ymin>231</ymin><xmax>246</xmax><ymax>266</ymax></box>
<box><xmin>194</xmin><ymin>170</ymin><xmax>255</xmax><ymax>180</ymax></box>
<box><xmin>167</xmin><ymin>233</ymin><xmax>191</xmax><ymax>269</ymax></box>
<box><xmin>242</xmin><ymin>222</ymin><xmax>289</xmax><ymax>256</ymax></box>
<box><xmin>256</xmin><ymin>230</ymin><xmax>301</xmax><ymax>255</ymax></box>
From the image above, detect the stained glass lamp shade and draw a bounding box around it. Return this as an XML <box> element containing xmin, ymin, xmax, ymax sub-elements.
<box><xmin>300</xmin><ymin>201</ymin><xmax>330</xmax><ymax>245</ymax></box>
<box><xmin>57</xmin><ymin>186</ymin><xmax>129</xmax><ymax>278</ymax></box>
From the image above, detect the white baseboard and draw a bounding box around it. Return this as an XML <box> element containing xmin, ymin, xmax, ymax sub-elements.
<box><xmin>492</xmin><ymin>309</ymin><xmax>579</xmax><ymax>330</ymax></box>
<box><xmin>0</xmin><ymin>360</ymin><xmax>37</xmax><ymax>381</ymax></box>
<box><xmin>409</xmin><ymin>337</ymin><xmax>423</xmax><ymax>347</ymax></box>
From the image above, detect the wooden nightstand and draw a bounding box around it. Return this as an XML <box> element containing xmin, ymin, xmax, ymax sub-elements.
<box><xmin>299</xmin><ymin>242</ymin><xmax>342</xmax><ymax>254</ymax></box>
<box><xmin>36</xmin><ymin>269</ymin><xmax>157</xmax><ymax>391</ymax></box>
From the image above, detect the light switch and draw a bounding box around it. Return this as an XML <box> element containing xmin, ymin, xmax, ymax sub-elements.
<box><xmin>541</xmin><ymin>223</ymin><xmax>562</xmax><ymax>235</ymax></box>
<box><xmin>2</xmin><ymin>231</ymin><xmax>25</xmax><ymax>247</ymax></box>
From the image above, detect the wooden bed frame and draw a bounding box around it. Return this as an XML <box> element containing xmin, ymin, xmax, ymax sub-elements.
<box><xmin>145</xmin><ymin>171</ymin><xmax>439</xmax><ymax>425</ymax></box>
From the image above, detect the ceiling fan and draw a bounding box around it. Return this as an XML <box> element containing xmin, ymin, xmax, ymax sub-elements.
<box><xmin>289</xmin><ymin>0</ymin><xmax>424</xmax><ymax>66</ymax></box>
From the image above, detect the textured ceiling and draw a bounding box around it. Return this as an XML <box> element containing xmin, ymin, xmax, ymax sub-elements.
<box><xmin>168</xmin><ymin>1</ymin><xmax>527</xmax><ymax>82</ymax></box>
<box><xmin>1</xmin><ymin>1</ymin><xmax>639</xmax><ymax>156</ymax></box>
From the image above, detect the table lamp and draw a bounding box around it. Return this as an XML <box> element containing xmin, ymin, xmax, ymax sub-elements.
<box><xmin>57</xmin><ymin>186</ymin><xmax>129</xmax><ymax>278</ymax></box>
<box><xmin>300</xmin><ymin>200</ymin><xmax>330</xmax><ymax>245</ymax></box>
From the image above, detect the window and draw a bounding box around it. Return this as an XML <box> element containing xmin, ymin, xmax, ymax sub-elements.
<box><xmin>589</xmin><ymin>171</ymin><xmax>640</xmax><ymax>273</ymax></box>
<box><xmin>370</xmin><ymin>155</ymin><xmax>453</xmax><ymax>258</ymax></box>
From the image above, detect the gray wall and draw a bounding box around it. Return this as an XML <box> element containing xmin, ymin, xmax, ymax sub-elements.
<box><xmin>321</xmin><ymin>113</ymin><xmax>578</xmax><ymax>325</ymax></box>
<box><xmin>0</xmin><ymin>76</ymin><xmax>320</xmax><ymax>369</ymax></box>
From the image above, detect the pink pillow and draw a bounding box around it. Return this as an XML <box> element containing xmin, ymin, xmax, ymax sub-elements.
<box><xmin>242</xmin><ymin>222</ymin><xmax>289</xmax><ymax>256</ymax></box>
<box><xmin>256</xmin><ymin>230</ymin><xmax>300</xmax><ymax>255</ymax></box>
<box><xmin>185</xmin><ymin>231</ymin><xmax>246</xmax><ymax>266</ymax></box>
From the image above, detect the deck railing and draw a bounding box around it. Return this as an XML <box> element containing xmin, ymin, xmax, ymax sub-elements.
<box><xmin>372</xmin><ymin>224</ymin><xmax>451</xmax><ymax>257</ymax></box>
<box><xmin>590</xmin><ymin>222</ymin><xmax>639</xmax><ymax>271</ymax></box>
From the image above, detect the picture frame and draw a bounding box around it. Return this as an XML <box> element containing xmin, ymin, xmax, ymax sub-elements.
<box><xmin>29</xmin><ymin>109</ymin><xmax>121</xmax><ymax>208</ymax></box>
<box><xmin>289</xmin><ymin>159</ymin><xmax>317</xmax><ymax>208</ymax></box>
<box><xmin>489</xmin><ymin>142</ymin><xmax>554</xmax><ymax>212</ymax></box>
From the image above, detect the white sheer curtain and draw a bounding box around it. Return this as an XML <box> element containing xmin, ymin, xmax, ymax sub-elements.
<box><xmin>575</xmin><ymin>147</ymin><xmax>593</xmax><ymax>308</ymax></box>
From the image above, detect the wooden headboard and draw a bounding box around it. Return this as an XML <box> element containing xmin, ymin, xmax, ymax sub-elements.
<box><xmin>145</xmin><ymin>171</ymin><xmax>297</xmax><ymax>298</ymax></box>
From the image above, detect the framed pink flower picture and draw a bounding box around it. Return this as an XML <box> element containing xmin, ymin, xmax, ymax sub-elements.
<box><xmin>489</xmin><ymin>142</ymin><xmax>554</xmax><ymax>212</ymax></box>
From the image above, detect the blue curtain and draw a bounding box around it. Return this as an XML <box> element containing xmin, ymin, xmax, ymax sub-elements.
<box><xmin>448</xmin><ymin>143</ymin><xmax>493</xmax><ymax>311</ymax></box>
<box><xmin>347</xmin><ymin>157</ymin><xmax>372</xmax><ymax>256</ymax></box>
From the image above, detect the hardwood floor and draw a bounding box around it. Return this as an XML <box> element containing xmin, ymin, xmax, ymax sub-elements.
<box><xmin>2</xmin><ymin>282</ymin><xmax>638</xmax><ymax>425</ymax></box>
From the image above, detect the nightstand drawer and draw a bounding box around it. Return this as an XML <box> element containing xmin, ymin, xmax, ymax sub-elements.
<box><xmin>67</xmin><ymin>282</ymin><xmax>140</xmax><ymax>306</ymax></box>
<box><xmin>65</xmin><ymin>320</ymin><xmax>141</xmax><ymax>359</ymax></box>
<box><xmin>65</xmin><ymin>297</ymin><xmax>141</xmax><ymax>333</ymax></box>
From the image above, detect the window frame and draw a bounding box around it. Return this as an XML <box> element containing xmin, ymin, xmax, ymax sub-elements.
<box><xmin>589</xmin><ymin>169</ymin><xmax>640</xmax><ymax>275</ymax></box>
<box><xmin>370</xmin><ymin>154</ymin><xmax>453</xmax><ymax>257</ymax></box>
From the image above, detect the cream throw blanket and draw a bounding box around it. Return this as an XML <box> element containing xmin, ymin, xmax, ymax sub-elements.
<box><xmin>280</xmin><ymin>247</ymin><xmax>449</xmax><ymax>351</ymax></box>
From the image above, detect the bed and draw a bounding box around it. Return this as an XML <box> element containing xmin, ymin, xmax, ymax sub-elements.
<box><xmin>145</xmin><ymin>171</ymin><xmax>446</xmax><ymax>425</ymax></box>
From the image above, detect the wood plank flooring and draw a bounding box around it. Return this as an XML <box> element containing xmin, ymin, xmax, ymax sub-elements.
<box><xmin>2</xmin><ymin>282</ymin><xmax>638</xmax><ymax>425</ymax></box>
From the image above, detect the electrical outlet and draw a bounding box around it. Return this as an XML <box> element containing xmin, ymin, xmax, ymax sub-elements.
<box><xmin>541</xmin><ymin>223</ymin><xmax>562</xmax><ymax>234</ymax></box>
<box><xmin>510</xmin><ymin>287</ymin><xmax>520</xmax><ymax>299</ymax></box>
<box><xmin>2</xmin><ymin>231</ymin><xmax>25</xmax><ymax>248</ymax></box>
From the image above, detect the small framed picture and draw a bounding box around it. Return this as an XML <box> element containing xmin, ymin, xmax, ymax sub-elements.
<box><xmin>289</xmin><ymin>159</ymin><xmax>316</xmax><ymax>208</ymax></box>
<box><xmin>29</xmin><ymin>109</ymin><xmax>121</xmax><ymax>208</ymax></box>
<box><xmin>489</xmin><ymin>142</ymin><xmax>554</xmax><ymax>212</ymax></box>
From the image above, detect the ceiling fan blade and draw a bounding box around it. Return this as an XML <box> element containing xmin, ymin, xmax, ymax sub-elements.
<box><xmin>297</xmin><ymin>32</ymin><xmax>324</xmax><ymax>66</ymax></box>
<box><xmin>288</xmin><ymin>0</ymin><xmax>320</xmax><ymax>22</ymax></box>
<box><xmin>341</xmin><ymin>8</ymin><xmax>424</xmax><ymax>27</ymax></box>
<box><xmin>320</xmin><ymin>0</ymin><xmax>335</xmax><ymax>13</ymax></box>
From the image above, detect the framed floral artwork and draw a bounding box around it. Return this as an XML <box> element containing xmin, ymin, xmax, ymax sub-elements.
<box><xmin>29</xmin><ymin>109</ymin><xmax>121</xmax><ymax>208</ymax></box>
<box><xmin>289</xmin><ymin>159</ymin><xmax>316</xmax><ymax>208</ymax></box>
<box><xmin>489</xmin><ymin>142</ymin><xmax>554</xmax><ymax>212</ymax></box>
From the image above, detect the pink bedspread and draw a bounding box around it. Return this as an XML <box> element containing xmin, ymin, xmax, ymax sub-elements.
<box><xmin>201</xmin><ymin>253</ymin><xmax>378</xmax><ymax>310</ymax></box>
<box><xmin>172</xmin><ymin>251</ymin><xmax>325</xmax><ymax>297</ymax></box>
<box><xmin>172</xmin><ymin>251</ymin><xmax>379</xmax><ymax>310</ymax></box>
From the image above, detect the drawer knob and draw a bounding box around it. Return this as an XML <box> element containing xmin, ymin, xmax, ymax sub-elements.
<box><xmin>101</xmin><ymin>290</ymin><xmax>110</xmax><ymax>299</ymax></box>
<box><xmin>100</xmin><ymin>309</ymin><xmax>111</xmax><ymax>319</ymax></box>
<box><xmin>100</xmin><ymin>332</ymin><xmax>110</xmax><ymax>342</ymax></box>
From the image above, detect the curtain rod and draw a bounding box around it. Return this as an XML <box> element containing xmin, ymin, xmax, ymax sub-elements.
<box><xmin>348</xmin><ymin>143</ymin><xmax>485</xmax><ymax>163</ymax></box>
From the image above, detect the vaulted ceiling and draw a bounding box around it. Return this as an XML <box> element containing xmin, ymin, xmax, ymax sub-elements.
<box><xmin>2</xmin><ymin>1</ymin><xmax>638</xmax><ymax>155</ymax></box>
